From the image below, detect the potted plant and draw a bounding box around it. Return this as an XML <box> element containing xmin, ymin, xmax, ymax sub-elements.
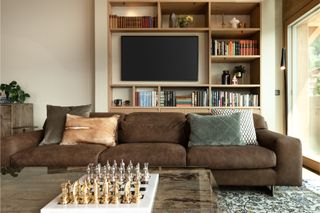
<box><xmin>177</xmin><ymin>16</ymin><xmax>193</xmax><ymax>28</ymax></box>
<box><xmin>233</xmin><ymin>65</ymin><xmax>246</xmax><ymax>78</ymax></box>
<box><xmin>0</xmin><ymin>81</ymin><xmax>30</xmax><ymax>103</ymax></box>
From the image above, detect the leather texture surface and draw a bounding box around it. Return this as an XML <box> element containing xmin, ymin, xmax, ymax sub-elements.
<box><xmin>187</xmin><ymin>145</ymin><xmax>276</xmax><ymax>169</ymax></box>
<box><xmin>99</xmin><ymin>143</ymin><xmax>187</xmax><ymax>167</ymax></box>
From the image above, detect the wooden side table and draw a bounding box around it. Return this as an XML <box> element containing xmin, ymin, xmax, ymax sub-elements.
<box><xmin>0</xmin><ymin>103</ymin><xmax>34</xmax><ymax>138</ymax></box>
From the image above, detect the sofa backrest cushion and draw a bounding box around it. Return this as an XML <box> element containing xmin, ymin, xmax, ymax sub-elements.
<box><xmin>119</xmin><ymin>112</ymin><xmax>187</xmax><ymax>145</ymax></box>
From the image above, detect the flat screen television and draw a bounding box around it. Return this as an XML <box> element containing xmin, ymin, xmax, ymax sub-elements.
<box><xmin>121</xmin><ymin>36</ymin><xmax>198</xmax><ymax>81</ymax></box>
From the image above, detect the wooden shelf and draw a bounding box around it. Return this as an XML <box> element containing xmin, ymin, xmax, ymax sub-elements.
<box><xmin>161</xmin><ymin>2</ymin><xmax>208</xmax><ymax>15</ymax></box>
<box><xmin>110</xmin><ymin>28</ymin><xmax>209</xmax><ymax>32</ymax></box>
<box><xmin>211</xmin><ymin>106</ymin><xmax>261</xmax><ymax>109</ymax></box>
<box><xmin>211</xmin><ymin>2</ymin><xmax>260</xmax><ymax>15</ymax></box>
<box><xmin>211</xmin><ymin>28</ymin><xmax>260</xmax><ymax>38</ymax></box>
<box><xmin>211</xmin><ymin>84</ymin><xmax>260</xmax><ymax>88</ymax></box>
<box><xmin>111</xmin><ymin>84</ymin><xmax>210</xmax><ymax>88</ymax></box>
<box><xmin>211</xmin><ymin>55</ymin><xmax>260</xmax><ymax>63</ymax></box>
<box><xmin>109</xmin><ymin>0</ymin><xmax>157</xmax><ymax>7</ymax></box>
<box><xmin>160</xmin><ymin>107</ymin><xmax>209</xmax><ymax>109</ymax></box>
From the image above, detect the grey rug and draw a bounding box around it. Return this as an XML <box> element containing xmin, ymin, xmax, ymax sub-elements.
<box><xmin>216</xmin><ymin>179</ymin><xmax>320</xmax><ymax>213</ymax></box>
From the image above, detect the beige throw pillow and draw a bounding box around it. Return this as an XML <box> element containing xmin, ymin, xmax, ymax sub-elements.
<box><xmin>60</xmin><ymin>114</ymin><xmax>120</xmax><ymax>146</ymax></box>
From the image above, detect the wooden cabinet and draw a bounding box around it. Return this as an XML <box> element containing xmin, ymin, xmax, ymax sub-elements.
<box><xmin>108</xmin><ymin>0</ymin><xmax>261</xmax><ymax>114</ymax></box>
<box><xmin>0</xmin><ymin>103</ymin><xmax>34</xmax><ymax>138</ymax></box>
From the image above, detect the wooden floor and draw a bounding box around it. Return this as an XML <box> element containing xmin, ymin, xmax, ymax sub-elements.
<box><xmin>1</xmin><ymin>167</ymin><xmax>218</xmax><ymax>213</ymax></box>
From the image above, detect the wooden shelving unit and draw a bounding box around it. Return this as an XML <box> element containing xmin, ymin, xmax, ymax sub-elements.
<box><xmin>108</xmin><ymin>0</ymin><xmax>262</xmax><ymax>114</ymax></box>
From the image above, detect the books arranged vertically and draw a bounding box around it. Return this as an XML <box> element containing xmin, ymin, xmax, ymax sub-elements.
<box><xmin>211</xmin><ymin>39</ymin><xmax>258</xmax><ymax>56</ymax></box>
<box><xmin>135</xmin><ymin>91</ymin><xmax>157</xmax><ymax>107</ymax></box>
<box><xmin>160</xmin><ymin>90</ymin><xmax>208</xmax><ymax>107</ymax></box>
<box><xmin>212</xmin><ymin>90</ymin><xmax>259</xmax><ymax>107</ymax></box>
<box><xmin>109</xmin><ymin>15</ymin><xmax>157</xmax><ymax>29</ymax></box>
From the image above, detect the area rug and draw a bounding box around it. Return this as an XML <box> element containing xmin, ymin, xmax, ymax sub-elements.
<box><xmin>216</xmin><ymin>179</ymin><xmax>320</xmax><ymax>213</ymax></box>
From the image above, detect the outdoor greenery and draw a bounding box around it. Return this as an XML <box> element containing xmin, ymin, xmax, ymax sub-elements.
<box><xmin>310</xmin><ymin>35</ymin><xmax>320</xmax><ymax>95</ymax></box>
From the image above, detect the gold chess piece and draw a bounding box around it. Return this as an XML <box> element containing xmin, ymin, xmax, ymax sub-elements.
<box><xmin>66</xmin><ymin>180</ymin><xmax>72</xmax><ymax>202</ymax></box>
<box><xmin>93</xmin><ymin>178</ymin><xmax>100</xmax><ymax>204</ymax></box>
<box><xmin>60</xmin><ymin>183</ymin><xmax>69</xmax><ymax>205</ymax></box>
<box><xmin>132</xmin><ymin>180</ymin><xmax>142</xmax><ymax>203</ymax></box>
<box><xmin>122</xmin><ymin>180</ymin><xmax>132</xmax><ymax>204</ymax></box>
<box><xmin>82</xmin><ymin>180</ymin><xmax>90</xmax><ymax>204</ymax></box>
<box><xmin>72</xmin><ymin>180</ymin><xmax>80</xmax><ymax>204</ymax></box>
<box><xmin>111</xmin><ymin>180</ymin><xmax>121</xmax><ymax>204</ymax></box>
<box><xmin>101</xmin><ymin>177</ymin><xmax>110</xmax><ymax>204</ymax></box>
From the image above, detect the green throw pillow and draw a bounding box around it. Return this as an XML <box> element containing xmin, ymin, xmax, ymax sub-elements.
<box><xmin>188</xmin><ymin>113</ymin><xmax>245</xmax><ymax>146</ymax></box>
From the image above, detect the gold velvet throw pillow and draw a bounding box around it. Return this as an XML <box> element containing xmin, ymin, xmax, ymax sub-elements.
<box><xmin>60</xmin><ymin>114</ymin><xmax>120</xmax><ymax>146</ymax></box>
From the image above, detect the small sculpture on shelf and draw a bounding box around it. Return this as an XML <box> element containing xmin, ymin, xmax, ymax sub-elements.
<box><xmin>169</xmin><ymin>12</ymin><xmax>177</xmax><ymax>28</ymax></box>
<box><xmin>230</xmin><ymin>17</ymin><xmax>240</xmax><ymax>29</ymax></box>
<box><xmin>232</xmin><ymin>75</ymin><xmax>238</xmax><ymax>85</ymax></box>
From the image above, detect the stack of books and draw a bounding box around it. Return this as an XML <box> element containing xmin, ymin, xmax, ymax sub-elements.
<box><xmin>160</xmin><ymin>90</ymin><xmax>208</xmax><ymax>107</ymax></box>
<box><xmin>109</xmin><ymin>15</ymin><xmax>158</xmax><ymax>28</ymax></box>
<box><xmin>211</xmin><ymin>39</ymin><xmax>258</xmax><ymax>56</ymax></box>
<box><xmin>212</xmin><ymin>90</ymin><xmax>259</xmax><ymax>107</ymax></box>
<box><xmin>135</xmin><ymin>91</ymin><xmax>157</xmax><ymax>107</ymax></box>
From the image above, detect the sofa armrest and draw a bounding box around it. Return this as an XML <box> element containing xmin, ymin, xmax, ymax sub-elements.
<box><xmin>1</xmin><ymin>130</ymin><xmax>44</xmax><ymax>168</ymax></box>
<box><xmin>256</xmin><ymin>129</ymin><xmax>302</xmax><ymax>186</ymax></box>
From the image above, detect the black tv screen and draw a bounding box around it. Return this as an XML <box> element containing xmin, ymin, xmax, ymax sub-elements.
<box><xmin>121</xmin><ymin>36</ymin><xmax>198</xmax><ymax>81</ymax></box>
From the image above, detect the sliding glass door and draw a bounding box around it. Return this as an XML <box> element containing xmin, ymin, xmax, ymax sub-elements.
<box><xmin>288</xmin><ymin>6</ymin><xmax>320</xmax><ymax>171</ymax></box>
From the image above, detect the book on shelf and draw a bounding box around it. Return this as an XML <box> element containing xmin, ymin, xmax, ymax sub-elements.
<box><xmin>212</xmin><ymin>90</ymin><xmax>259</xmax><ymax>107</ymax></box>
<box><xmin>211</xmin><ymin>39</ymin><xmax>258</xmax><ymax>56</ymax></box>
<box><xmin>160</xmin><ymin>90</ymin><xmax>208</xmax><ymax>107</ymax></box>
<box><xmin>109</xmin><ymin>15</ymin><xmax>157</xmax><ymax>29</ymax></box>
<box><xmin>135</xmin><ymin>91</ymin><xmax>157</xmax><ymax>107</ymax></box>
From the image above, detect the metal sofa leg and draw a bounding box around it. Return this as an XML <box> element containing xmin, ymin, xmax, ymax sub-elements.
<box><xmin>267</xmin><ymin>185</ymin><xmax>274</xmax><ymax>196</ymax></box>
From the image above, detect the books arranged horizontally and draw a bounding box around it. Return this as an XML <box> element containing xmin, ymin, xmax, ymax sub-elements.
<box><xmin>135</xmin><ymin>91</ymin><xmax>157</xmax><ymax>107</ymax></box>
<box><xmin>212</xmin><ymin>90</ymin><xmax>259</xmax><ymax>107</ymax></box>
<box><xmin>109</xmin><ymin>15</ymin><xmax>158</xmax><ymax>29</ymax></box>
<box><xmin>160</xmin><ymin>90</ymin><xmax>208</xmax><ymax>107</ymax></box>
<box><xmin>211</xmin><ymin>39</ymin><xmax>258</xmax><ymax>56</ymax></box>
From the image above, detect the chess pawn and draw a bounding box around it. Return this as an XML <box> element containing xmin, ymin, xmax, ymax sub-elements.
<box><xmin>60</xmin><ymin>183</ymin><xmax>69</xmax><ymax>205</ymax></box>
<box><xmin>72</xmin><ymin>180</ymin><xmax>80</xmax><ymax>204</ymax></box>
<box><xmin>93</xmin><ymin>178</ymin><xmax>100</xmax><ymax>204</ymax></box>
<box><xmin>132</xmin><ymin>180</ymin><xmax>142</xmax><ymax>203</ymax></box>
<box><xmin>66</xmin><ymin>180</ymin><xmax>72</xmax><ymax>202</ymax></box>
<box><xmin>101</xmin><ymin>177</ymin><xmax>110</xmax><ymax>204</ymax></box>
<box><xmin>122</xmin><ymin>180</ymin><xmax>132</xmax><ymax>204</ymax></box>
<box><xmin>82</xmin><ymin>180</ymin><xmax>90</xmax><ymax>204</ymax></box>
<box><xmin>142</xmin><ymin>162</ymin><xmax>150</xmax><ymax>183</ymax></box>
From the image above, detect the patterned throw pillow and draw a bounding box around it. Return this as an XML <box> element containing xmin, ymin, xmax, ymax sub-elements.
<box><xmin>60</xmin><ymin>114</ymin><xmax>120</xmax><ymax>146</ymax></box>
<box><xmin>211</xmin><ymin>109</ymin><xmax>258</xmax><ymax>145</ymax></box>
<box><xmin>188</xmin><ymin>113</ymin><xmax>245</xmax><ymax>146</ymax></box>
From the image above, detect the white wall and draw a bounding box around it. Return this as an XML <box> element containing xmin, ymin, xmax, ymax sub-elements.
<box><xmin>260</xmin><ymin>0</ymin><xmax>283</xmax><ymax>132</ymax></box>
<box><xmin>1</xmin><ymin>0</ymin><xmax>94</xmax><ymax>127</ymax></box>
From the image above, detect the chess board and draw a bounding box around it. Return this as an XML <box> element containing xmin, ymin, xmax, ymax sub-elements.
<box><xmin>41</xmin><ymin>174</ymin><xmax>159</xmax><ymax>213</ymax></box>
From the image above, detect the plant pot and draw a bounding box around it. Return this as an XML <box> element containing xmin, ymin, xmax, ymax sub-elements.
<box><xmin>235</xmin><ymin>72</ymin><xmax>243</xmax><ymax>78</ymax></box>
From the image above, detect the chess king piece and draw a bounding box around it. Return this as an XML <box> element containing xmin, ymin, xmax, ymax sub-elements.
<box><xmin>82</xmin><ymin>180</ymin><xmax>90</xmax><ymax>204</ymax></box>
<box><xmin>111</xmin><ymin>180</ymin><xmax>121</xmax><ymax>204</ymax></box>
<box><xmin>132</xmin><ymin>180</ymin><xmax>142</xmax><ymax>203</ymax></box>
<box><xmin>122</xmin><ymin>180</ymin><xmax>132</xmax><ymax>204</ymax></box>
<box><xmin>60</xmin><ymin>183</ymin><xmax>69</xmax><ymax>205</ymax></box>
<box><xmin>93</xmin><ymin>178</ymin><xmax>100</xmax><ymax>204</ymax></box>
<box><xmin>101</xmin><ymin>177</ymin><xmax>110</xmax><ymax>204</ymax></box>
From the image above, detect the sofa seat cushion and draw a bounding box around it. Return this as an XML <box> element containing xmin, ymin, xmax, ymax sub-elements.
<box><xmin>119</xmin><ymin>112</ymin><xmax>187</xmax><ymax>145</ymax></box>
<box><xmin>187</xmin><ymin>145</ymin><xmax>276</xmax><ymax>169</ymax></box>
<box><xmin>99</xmin><ymin>143</ymin><xmax>186</xmax><ymax>167</ymax></box>
<box><xmin>11</xmin><ymin>144</ymin><xmax>107</xmax><ymax>167</ymax></box>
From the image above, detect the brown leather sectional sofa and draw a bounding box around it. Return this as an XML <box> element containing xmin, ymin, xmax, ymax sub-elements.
<box><xmin>1</xmin><ymin>112</ymin><xmax>302</xmax><ymax>186</ymax></box>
